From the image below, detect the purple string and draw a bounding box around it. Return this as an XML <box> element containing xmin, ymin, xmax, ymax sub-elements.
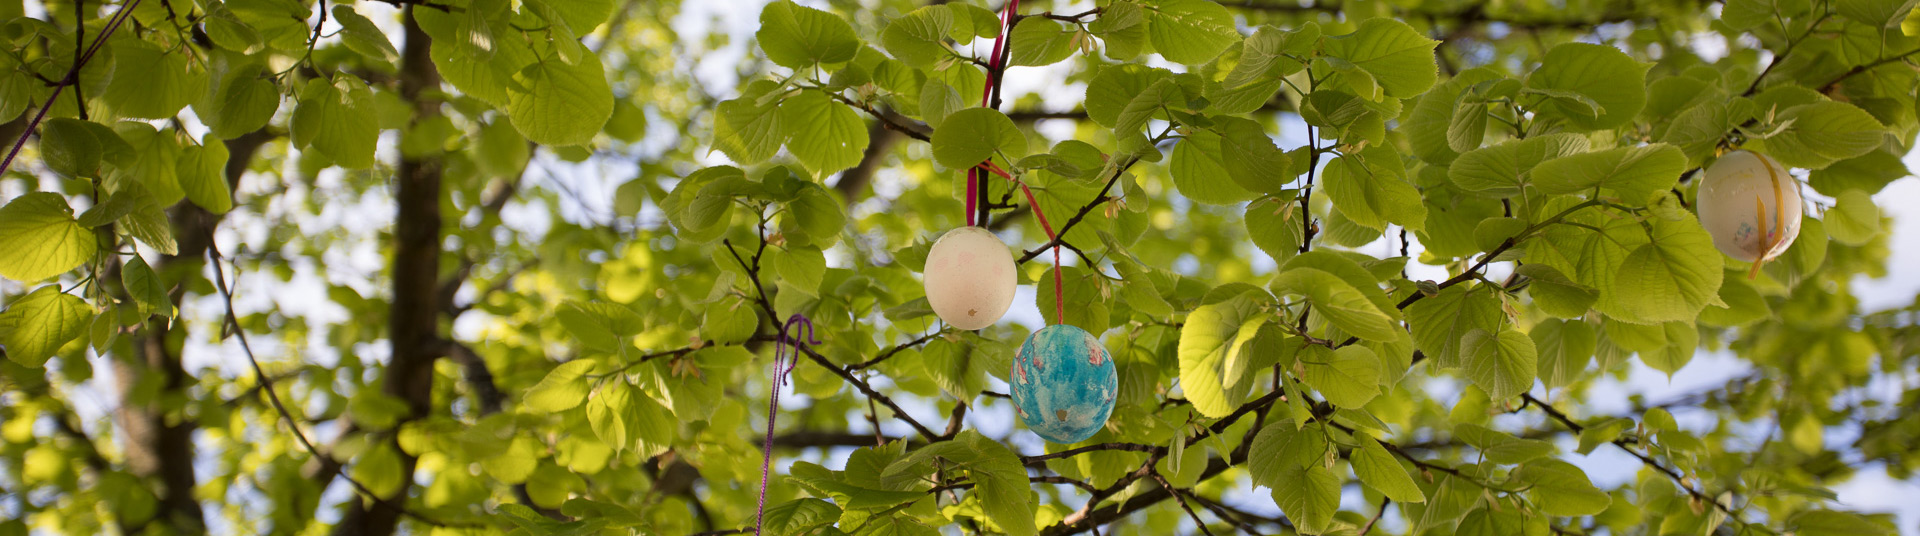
<box><xmin>757</xmin><ymin>314</ymin><xmax>818</xmax><ymax>535</ymax></box>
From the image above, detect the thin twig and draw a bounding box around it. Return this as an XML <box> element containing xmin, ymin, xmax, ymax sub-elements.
<box><xmin>207</xmin><ymin>238</ymin><xmax>472</xmax><ymax>528</ymax></box>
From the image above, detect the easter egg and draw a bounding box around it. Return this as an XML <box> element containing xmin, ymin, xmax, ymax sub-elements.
<box><xmin>1697</xmin><ymin>150</ymin><xmax>1802</xmax><ymax>263</ymax></box>
<box><xmin>923</xmin><ymin>226</ymin><xmax>1017</xmax><ymax>330</ymax></box>
<box><xmin>1012</xmin><ymin>324</ymin><xmax>1117</xmax><ymax>444</ymax></box>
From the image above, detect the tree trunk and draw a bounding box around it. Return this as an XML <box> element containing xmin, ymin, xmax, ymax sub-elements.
<box><xmin>329</xmin><ymin>7</ymin><xmax>443</xmax><ymax>536</ymax></box>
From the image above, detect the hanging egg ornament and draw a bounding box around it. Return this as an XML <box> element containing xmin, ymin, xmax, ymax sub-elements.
<box><xmin>1697</xmin><ymin>150</ymin><xmax>1803</xmax><ymax>270</ymax></box>
<box><xmin>923</xmin><ymin>227</ymin><xmax>1017</xmax><ymax>330</ymax></box>
<box><xmin>1012</xmin><ymin>324</ymin><xmax>1117</xmax><ymax>444</ymax></box>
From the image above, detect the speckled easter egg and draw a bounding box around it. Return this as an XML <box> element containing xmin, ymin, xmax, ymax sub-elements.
<box><xmin>923</xmin><ymin>227</ymin><xmax>1017</xmax><ymax>330</ymax></box>
<box><xmin>1698</xmin><ymin>150</ymin><xmax>1802</xmax><ymax>262</ymax></box>
<box><xmin>1012</xmin><ymin>324</ymin><xmax>1117</xmax><ymax>444</ymax></box>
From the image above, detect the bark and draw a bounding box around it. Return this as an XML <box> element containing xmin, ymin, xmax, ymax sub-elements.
<box><xmin>329</xmin><ymin>7</ymin><xmax>443</xmax><ymax>536</ymax></box>
<box><xmin>112</xmin><ymin>129</ymin><xmax>272</xmax><ymax>534</ymax></box>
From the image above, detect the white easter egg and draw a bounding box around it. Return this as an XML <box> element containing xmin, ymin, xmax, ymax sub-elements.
<box><xmin>923</xmin><ymin>226</ymin><xmax>1017</xmax><ymax>330</ymax></box>
<box><xmin>1697</xmin><ymin>150</ymin><xmax>1802</xmax><ymax>263</ymax></box>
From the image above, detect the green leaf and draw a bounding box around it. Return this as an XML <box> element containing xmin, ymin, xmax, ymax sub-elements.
<box><xmin>1530</xmin><ymin>319</ymin><xmax>1595</xmax><ymax>389</ymax></box>
<box><xmin>177</xmin><ymin>135</ymin><xmax>234</xmax><ymax>214</ymax></box>
<box><xmin>931</xmin><ymin>107</ymin><xmax>1026</xmax><ymax>170</ymax></box>
<box><xmin>947</xmin><ymin>4</ymin><xmax>1002</xmax><ymax>42</ymax></box>
<box><xmin>1270</xmin><ymin>464</ymin><xmax>1340</xmax><ymax>534</ymax></box>
<box><xmin>121</xmin><ymin>256</ymin><xmax>172</xmax><ymax>317</ymax></box>
<box><xmin>200</xmin><ymin>62</ymin><xmax>281</xmax><ymax>140</ymax></box>
<box><xmin>1177</xmin><ymin>293</ymin><xmax>1260</xmax><ymax>418</ymax></box>
<box><xmin>1459</xmin><ymin>328</ymin><xmax>1536</xmax><ymax>402</ymax></box>
<box><xmin>715</xmin><ymin>80</ymin><xmax>789</xmax><ymax>164</ymax></box>
<box><xmin>1577</xmin><ymin>417</ymin><xmax>1632</xmax><ymax>455</ymax></box>
<box><xmin>116</xmin><ymin>183</ymin><xmax>178</xmax><ymax>255</ymax></box>
<box><xmin>1532</xmin><ymin>144</ymin><xmax>1687</xmax><ymax>204</ymax></box>
<box><xmin>1524</xmin><ymin>42</ymin><xmax>1649</xmax><ymax>130</ymax></box>
<box><xmin>1514</xmin><ymin>459</ymin><xmax>1611</xmax><ymax>516</ymax></box>
<box><xmin>1809</xmin><ymin>150</ymin><xmax>1907</xmax><ymax>196</ymax></box>
<box><xmin>1456</xmin><ymin>507</ymin><xmax>1532</xmax><ymax>536</ymax></box>
<box><xmin>1764</xmin><ymin>101</ymin><xmax>1887</xmax><ymax>170</ymax></box>
<box><xmin>1447</xmin><ymin>99</ymin><xmax>1488</xmax><ymax>153</ymax></box>
<box><xmin>1790</xmin><ymin>510</ymin><xmax>1897</xmax><ymax>536</ymax></box>
<box><xmin>882</xmin><ymin>6</ymin><xmax>953</xmax><ymax>67</ymax></box>
<box><xmin>353</xmin><ymin>444</ymin><xmax>406</xmax><ymax>497</ymax></box>
<box><xmin>1249</xmin><ymin>417</ymin><xmax>1328</xmax><ymax>486</ymax></box>
<box><xmin>1113</xmin><ymin>77</ymin><xmax>1181</xmax><ymax>137</ymax></box>
<box><xmin>1008</xmin><ymin>17</ymin><xmax>1077</xmax><ymax>67</ymax></box>
<box><xmin>1448</xmin><ymin>133</ymin><xmax>1589</xmax><ymax>197</ymax></box>
<box><xmin>783</xmin><ymin>185</ymin><xmax>846</xmax><ymax>248</ymax></box>
<box><xmin>555</xmin><ymin>300</ymin><xmax>644</xmax><ymax>353</ymax></box>
<box><xmin>291</xmin><ymin>78</ymin><xmax>380</xmax><ymax>169</ymax></box>
<box><xmin>1324</xmin><ymin>147</ymin><xmax>1426</xmax><ymax>231</ymax></box>
<box><xmin>108</xmin><ymin>123</ymin><xmax>184</xmax><ymax>205</ymax></box>
<box><xmin>1143</xmin><ymin>0</ymin><xmax>1239</xmax><ymax>65</ymax></box>
<box><xmin>1610</xmin><ymin>215</ymin><xmax>1724</xmax><ymax>324</ymax></box>
<box><xmin>778</xmin><ymin>90</ymin><xmax>870</xmax><ymax>176</ymax></box>
<box><xmin>333</xmin><ymin>5</ymin><xmax>399</xmax><ymax>63</ymax></box>
<box><xmin>0</xmin><ymin>285</ymin><xmax>91</xmax><ymax>367</ymax></box>
<box><xmin>1454</xmin><ymin>423</ymin><xmax>1553</xmax><ymax>464</ymax></box>
<box><xmin>1300</xmin><ymin>345</ymin><xmax>1381</xmax><ymax>408</ymax></box>
<box><xmin>1407</xmin><ymin>286</ymin><xmax>1503</xmax><ymax>368</ymax></box>
<box><xmin>1321</xmin><ymin>18</ymin><xmax>1440</xmax><ymax>99</ymax></box>
<box><xmin>1245</xmin><ymin>194</ymin><xmax>1304</xmax><ymax>264</ymax></box>
<box><xmin>41</xmin><ymin>118</ymin><xmax>128</xmax><ymax>179</ymax></box>
<box><xmin>1215</xmin><ymin>117</ymin><xmax>1292</xmax><ymax>194</ymax></box>
<box><xmin>100</xmin><ymin>37</ymin><xmax>207</xmax><ymax>119</ymax></box>
<box><xmin>1271</xmin><ymin>268</ymin><xmax>1397</xmax><ymax>342</ymax></box>
<box><xmin>1409</xmin><ymin>68</ymin><xmax>1500</xmax><ymax>165</ymax></box>
<box><xmin>772</xmin><ymin>246</ymin><xmax>827</xmax><ymax>298</ymax></box>
<box><xmin>888</xmin><ymin>432</ymin><xmax>1035</xmax><ymax>536</ymax></box>
<box><xmin>757</xmin><ymin>1</ymin><xmax>860</xmax><ymax>69</ymax></box>
<box><xmin>922</xmin><ymin>335</ymin><xmax>1007</xmax><ymax>400</ymax></box>
<box><xmin>761</xmin><ymin>499</ymin><xmax>842</xmax><ymax>536</ymax></box>
<box><xmin>586</xmin><ymin>380</ymin><xmax>632</xmax><ymax>451</ymax></box>
<box><xmin>1825</xmin><ymin>189</ymin><xmax>1881</xmax><ymax>245</ymax></box>
<box><xmin>525</xmin><ymin>359</ymin><xmax>597</xmax><ymax>412</ymax></box>
<box><xmin>1084</xmin><ymin>64</ymin><xmax>1172</xmax><ymax>128</ymax></box>
<box><xmin>0</xmin><ymin>193</ymin><xmax>95</xmax><ymax>282</ymax></box>
<box><xmin>1038</xmin><ymin>266</ymin><xmax>1112</xmax><ymax>336</ymax></box>
<box><xmin>1351</xmin><ymin>433</ymin><xmax>1424</xmax><ymax>503</ymax></box>
<box><xmin>507</xmin><ymin>53</ymin><xmax>615</xmax><ymax>147</ymax></box>
<box><xmin>1517</xmin><ymin>264</ymin><xmax>1596</xmax><ymax>319</ymax></box>
<box><xmin>1699</xmin><ymin>276</ymin><xmax>1770</xmax><ymax>327</ymax></box>
<box><xmin>1169</xmin><ymin>129</ymin><xmax>1260</xmax><ymax>205</ymax></box>
<box><xmin>919</xmin><ymin>78</ymin><xmax>964</xmax><ymax>129</ymax></box>
<box><xmin>1089</xmin><ymin>1</ymin><xmax>1147</xmax><ymax>59</ymax></box>
<box><xmin>702</xmin><ymin>297</ymin><xmax>758</xmax><ymax>345</ymax></box>
<box><xmin>1224</xmin><ymin>24</ymin><xmax>1315</xmax><ymax>88</ymax></box>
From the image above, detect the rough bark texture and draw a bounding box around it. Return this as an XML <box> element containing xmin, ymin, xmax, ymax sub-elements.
<box><xmin>113</xmin><ymin>129</ymin><xmax>272</xmax><ymax>534</ymax></box>
<box><xmin>330</xmin><ymin>8</ymin><xmax>443</xmax><ymax>536</ymax></box>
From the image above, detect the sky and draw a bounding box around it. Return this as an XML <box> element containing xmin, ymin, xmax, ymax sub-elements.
<box><xmin>8</xmin><ymin>0</ymin><xmax>1917</xmax><ymax>533</ymax></box>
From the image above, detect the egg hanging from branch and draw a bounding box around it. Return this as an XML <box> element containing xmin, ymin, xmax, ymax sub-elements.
<box><xmin>1012</xmin><ymin>324</ymin><xmax>1117</xmax><ymax>444</ymax></box>
<box><xmin>1697</xmin><ymin>150</ymin><xmax>1802</xmax><ymax>271</ymax></box>
<box><xmin>923</xmin><ymin>226</ymin><xmax>1017</xmax><ymax>330</ymax></box>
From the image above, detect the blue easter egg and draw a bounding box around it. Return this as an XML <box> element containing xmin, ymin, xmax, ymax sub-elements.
<box><xmin>1011</xmin><ymin>324</ymin><xmax>1117</xmax><ymax>444</ymax></box>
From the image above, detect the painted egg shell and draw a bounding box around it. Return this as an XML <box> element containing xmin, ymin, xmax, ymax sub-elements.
<box><xmin>1697</xmin><ymin>150</ymin><xmax>1802</xmax><ymax>262</ymax></box>
<box><xmin>923</xmin><ymin>227</ymin><xmax>1017</xmax><ymax>330</ymax></box>
<box><xmin>1011</xmin><ymin>324</ymin><xmax>1117</xmax><ymax>444</ymax></box>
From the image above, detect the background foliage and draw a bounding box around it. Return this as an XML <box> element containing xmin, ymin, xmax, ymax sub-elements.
<box><xmin>0</xmin><ymin>0</ymin><xmax>1918</xmax><ymax>535</ymax></box>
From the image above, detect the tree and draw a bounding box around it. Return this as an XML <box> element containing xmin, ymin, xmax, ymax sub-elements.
<box><xmin>0</xmin><ymin>0</ymin><xmax>1916</xmax><ymax>534</ymax></box>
